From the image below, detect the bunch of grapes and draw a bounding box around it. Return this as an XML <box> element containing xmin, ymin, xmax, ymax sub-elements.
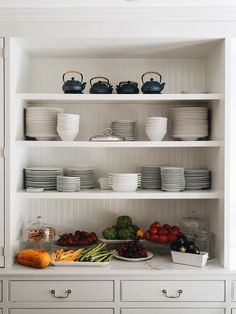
<box><xmin>118</xmin><ymin>240</ymin><xmax>148</xmax><ymax>258</ymax></box>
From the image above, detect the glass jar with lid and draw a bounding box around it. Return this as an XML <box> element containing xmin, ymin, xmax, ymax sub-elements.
<box><xmin>23</xmin><ymin>216</ymin><xmax>56</xmax><ymax>244</ymax></box>
<box><xmin>180</xmin><ymin>210</ymin><xmax>209</xmax><ymax>236</ymax></box>
<box><xmin>194</xmin><ymin>231</ymin><xmax>215</xmax><ymax>259</ymax></box>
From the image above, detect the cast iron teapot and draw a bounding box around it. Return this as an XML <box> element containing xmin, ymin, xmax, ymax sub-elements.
<box><xmin>62</xmin><ymin>71</ymin><xmax>86</xmax><ymax>94</ymax></box>
<box><xmin>89</xmin><ymin>76</ymin><xmax>113</xmax><ymax>94</ymax></box>
<box><xmin>116</xmin><ymin>81</ymin><xmax>139</xmax><ymax>94</ymax></box>
<box><xmin>141</xmin><ymin>71</ymin><xmax>165</xmax><ymax>94</ymax></box>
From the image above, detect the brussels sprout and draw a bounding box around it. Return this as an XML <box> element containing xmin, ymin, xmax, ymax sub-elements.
<box><xmin>102</xmin><ymin>227</ymin><xmax>117</xmax><ymax>240</ymax></box>
<box><xmin>116</xmin><ymin>216</ymin><xmax>132</xmax><ymax>229</ymax></box>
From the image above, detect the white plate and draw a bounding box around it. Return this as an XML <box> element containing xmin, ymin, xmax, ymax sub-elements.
<box><xmin>51</xmin><ymin>261</ymin><xmax>111</xmax><ymax>267</ymax></box>
<box><xmin>114</xmin><ymin>251</ymin><xmax>153</xmax><ymax>262</ymax></box>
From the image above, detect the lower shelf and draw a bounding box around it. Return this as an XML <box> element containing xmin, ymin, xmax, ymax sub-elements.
<box><xmin>16</xmin><ymin>189</ymin><xmax>223</xmax><ymax>200</ymax></box>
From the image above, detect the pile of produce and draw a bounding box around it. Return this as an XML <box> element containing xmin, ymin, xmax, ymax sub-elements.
<box><xmin>118</xmin><ymin>240</ymin><xmax>148</xmax><ymax>258</ymax></box>
<box><xmin>170</xmin><ymin>235</ymin><xmax>200</xmax><ymax>255</ymax></box>
<box><xmin>102</xmin><ymin>215</ymin><xmax>143</xmax><ymax>240</ymax></box>
<box><xmin>56</xmin><ymin>230</ymin><xmax>97</xmax><ymax>246</ymax></box>
<box><xmin>51</xmin><ymin>243</ymin><xmax>116</xmax><ymax>263</ymax></box>
<box><xmin>144</xmin><ymin>221</ymin><xmax>181</xmax><ymax>244</ymax></box>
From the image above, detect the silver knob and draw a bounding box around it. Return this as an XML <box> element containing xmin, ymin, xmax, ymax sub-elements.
<box><xmin>162</xmin><ymin>289</ymin><xmax>183</xmax><ymax>298</ymax></box>
<box><xmin>50</xmin><ymin>289</ymin><xmax>72</xmax><ymax>299</ymax></box>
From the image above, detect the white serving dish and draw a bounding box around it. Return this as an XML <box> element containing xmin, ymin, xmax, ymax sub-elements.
<box><xmin>171</xmin><ymin>250</ymin><xmax>208</xmax><ymax>267</ymax></box>
<box><xmin>51</xmin><ymin>260</ymin><xmax>111</xmax><ymax>267</ymax></box>
<box><xmin>99</xmin><ymin>238</ymin><xmax>145</xmax><ymax>244</ymax></box>
<box><xmin>114</xmin><ymin>251</ymin><xmax>153</xmax><ymax>262</ymax></box>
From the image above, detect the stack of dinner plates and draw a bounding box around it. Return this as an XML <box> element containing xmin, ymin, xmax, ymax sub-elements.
<box><xmin>141</xmin><ymin>166</ymin><xmax>161</xmax><ymax>189</ymax></box>
<box><xmin>24</xmin><ymin>167</ymin><xmax>64</xmax><ymax>190</ymax></box>
<box><xmin>111</xmin><ymin>120</ymin><xmax>136</xmax><ymax>141</ymax></box>
<box><xmin>25</xmin><ymin>107</ymin><xmax>64</xmax><ymax>141</ymax></box>
<box><xmin>109</xmin><ymin>173</ymin><xmax>141</xmax><ymax>192</ymax></box>
<box><xmin>57</xmin><ymin>176</ymin><xmax>80</xmax><ymax>192</ymax></box>
<box><xmin>66</xmin><ymin>168</ymin><xmax>96</xmax><ymax>189</ymax></box>
<box><xmin>184</xmin><ymin>169</ymin><xmax>211</xmax><ymax>190</ymax></box>
<box><xmin>161</xmin><ymin>167</ymin><xmax>185</xmax><ymax>192</ymax></box>
<box><xmin>171</xmin><ymin>107</ymin><xmax>208</xmax><ymax>141</ymax></box>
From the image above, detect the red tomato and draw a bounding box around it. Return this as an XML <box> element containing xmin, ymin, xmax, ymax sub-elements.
<box><xmin>144</xmin><ymin>231</ymin><xmax>151</xmax><ymax>240</ymax></box>
<box><xmin>150</xmin><ymin>234</ymin><xmax>159</xmax><ymax>242</ymax></box>
<box><xmin>171</xmin><ymin>230</ymin><xmax>180</xmax><ymax>236</ymax></box>
<box><xmin>150</xmin><ymin>227</ymin><xmax>159</xmax><ymax>235</ymax></box>
<box><xmin>159</xmin><ymin>235</ymin><xmax>168</xmax><ymax>244</ymax></box>
<box><xmin>168</xmin><ymin>234</ymin><xmax>177</xmax><ymax>243</ymax></box>
<box><xmin>171</xmin><ymin>226</ymin><xmax>180</xmax><ymax>233</ymax></box>
<box><xmin>158</xmin><ymin>227</ymin><xmax>169</xmax><ymax>236</ymax></box>
<box><xmin>150</xmin><ymin>221</ymin><xmax>161</xmax><ymax>229</ymax></box>
<box><xmin>163</xmin><ymin>224</ymin><xmax>171</xmax><ymax>230</ymax></box>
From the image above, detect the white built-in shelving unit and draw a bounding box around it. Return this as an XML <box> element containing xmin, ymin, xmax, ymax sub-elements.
<box><xmin>5</xmin><ymin>37</ymin><xmax>228</xmax><ymax>271</ymax></box>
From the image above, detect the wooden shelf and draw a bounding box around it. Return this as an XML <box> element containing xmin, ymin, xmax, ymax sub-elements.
<box><xmin>17</xmin><ymin>189</ymin><xmax>223</xmax><ymax>200</ymax></box>
<box><xmin>15</xmin><ymin>140</ymin><xmax>223</xmax><ymax>148</ymax></box>
<box><xmin>16</xmin><ymin>93</ymin><xmax>223</xmax><ymax>104</ymax></box>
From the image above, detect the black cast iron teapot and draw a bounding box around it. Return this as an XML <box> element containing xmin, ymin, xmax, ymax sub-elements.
<box><xmin>116</xmin><ymin>81</ymin><xmax>139</xmax><ymax>94</ymax></box>
<box><xmin>141</xmin><ymin>71</ymin><xmax>165</xmax><ymax>94</ymax></box>
<box><xmin>89</xmin><ymin>76</ymin><xmax>113</xmax><ymax>94</ymax></box>
<box><xmin>62</xmin><ymin>71</ymin><xmax>86</xmax><ymax>94</ymax></box>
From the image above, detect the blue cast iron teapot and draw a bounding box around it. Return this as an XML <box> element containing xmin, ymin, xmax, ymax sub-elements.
<box><xmin>116</xmin><ymin>81</ymin><xmax>139</xmax><ymax>94</ymax></box>
<box><xmin>141</xmin><ymin>71</ymin><xmax>165</xmax><ymax>94</ymax></box>
<box><xmin>89</xmin><ymin>76</ymin><xmax>113</xmax><ymax>94</ymax></box>
<box><xmin>62</xmin><ymin>71</ymin><xmax>86</xmax><ymax>94</ymax></box>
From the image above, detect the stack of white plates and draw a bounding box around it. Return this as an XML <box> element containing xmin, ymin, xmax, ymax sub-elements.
<box><xmin>57</xmin><ymin>176</ymin><xmax>80</xmax><ymax>192</ymax></box>
<box><xmin>184</xmin><ymin>169</ymin><xmax>211</xmax><ymax>190</ymax></box>
<box><xmin>141</xmin><ymin>166</ymin><xmax>161</xmax><ymax>189</ymax></box>
<box><xmin>109</xmin><ymin>173</ymin><xmax>141</xmax><ymax>192</ymax></box>
<box><xmin>57</xmin><ymin>113</ymin><xmax>80</xmax><ymax>141</ymax></box>
<box><xmin>111</xmin><ymin>120</ymin><xmax>136</xmax><ymax>141</ymax></box>
<box><xmin>25</xmin><ymin>107</ymin><xmax>64</xmax><ymax>141</ymax></box>
<box><xmin>66</xmin><ymin>168</ymin><xmax>96</xmax><ymax>189</ymax></box>
<box><xmin>161</xmin><ymin>167</ymin><xmax>185</xmax><ymax>192</ymax></box>
<box><xmin>171</xmin><ymin>107</ymin><xmax>208</xmax><ymax>141</ymax></box>
<box><xmin>24</xmin><ymin>167</ymin><xmax>63</xmax><ymax>190</ymax></box>
<box><xmin>145</xmin><ymin>117</ymin><xmax>168</xmax><ymax>141</ymax></box>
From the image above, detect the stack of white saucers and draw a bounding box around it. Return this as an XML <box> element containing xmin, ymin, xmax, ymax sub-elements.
<box><xmin>145</xmin><ymin>117</ymin><xmax>168</xmax><ymax>141</ymax></box>
<box><xmin>57</xmin><ymin>176</ymin><xmax>80</xmax><ymax>192</ymax></box>
<box><xmin>184</xmin><ymin>169</ymin><xmax>211</xmax><ymax>190</ymax></box>
<box><xmin>66</xmin><ymin>168</ymin><xmax>96</xmax><ymax>189</ymax></box>
<box><xmin>111</xmin><ymin>120</ymin><xmax>136</xmax><ymax>141</ymax></box>
<box><xmin>57</xmin><ymin>113</ymin><xmax>80</xmax><ymax>141</ymax></box>
<box><xmin>109</xmin><ymin>173</ymin><xmax>141</xmax><ymax>192</ymax></box>
<box><xmin>24</xmin><ymin>167</ymin><xmax>64</xmax><ymax>190</ymax></box>
<box><xmin>25</xmin><ymin>107</ymin><xmax>64</xmax><ymax>141</ymax></box>
<box><xmin>141</xmin><ymin>166</ymin><xmax>161</xmax><ymax>189</ymax></box>
<box><xmin>171</xmin><ymin>107</ymin><xmax>208</xmax><ymax>141</ymax></box>
<box><xmin>161</xmin><ymin>167</ymin><xmax>185</xmax><ymax>192</ymax></box>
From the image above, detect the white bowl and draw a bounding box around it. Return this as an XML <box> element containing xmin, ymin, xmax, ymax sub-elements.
<box><xmin>57</xmin><ymin>129</ymin><xmax>79</xmax><ymax>141</ymax></box>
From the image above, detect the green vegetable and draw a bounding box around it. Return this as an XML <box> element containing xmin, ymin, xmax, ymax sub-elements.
<box><xmin>117</xmin><ymin>226</ymin><xmax>135</xmax><ymax>239</ymax></box>
<box><xmin>77</xmin><ymin>243</ymin><xmax>116</xmax><ymax>262</ymax></box>
<box><xmin>131</xmin><ymin>224</ymin><xmax>139</xmax><ymax>232</ymax></box>
<box><xmin>116</xmin><ymin>215</ymin><xmax>132</xmax><ymax>229</ymax></box>
<box><xmin>102</xmin><ymin>227</ymin><xmax>117</xmax><ymax>240</ymax></box>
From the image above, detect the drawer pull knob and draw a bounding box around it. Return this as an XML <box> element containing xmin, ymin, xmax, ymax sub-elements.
<box><xmin>162</xmin><ymin>289</ymin><xmax>183</xmax><ymax>298</ymax></box>
<box><xmin>50</xmin><ymin>289</ymin><xmax>72</xmax><ymax>299</ymax></box>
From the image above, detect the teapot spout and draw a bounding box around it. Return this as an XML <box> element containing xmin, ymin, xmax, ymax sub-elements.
<box><xmin>160</xmin><ymin>83</ymin><xmax>166</xmax><ymax>90</ymax></box>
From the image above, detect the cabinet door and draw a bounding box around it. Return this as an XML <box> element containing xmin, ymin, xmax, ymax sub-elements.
<box><xmin>9</xmin><ymin>310</ymin><xmax>113</xmax><ymax>314</ymax></box>
<box><xmin>121</xmin><ymin>309</ymin><xmax>224</xmax><ymax>314</ymax></box>
<box><xmin>0</xmin><ymin>38</ymin><xmax>4</xmax><ymax>267</ymax></box>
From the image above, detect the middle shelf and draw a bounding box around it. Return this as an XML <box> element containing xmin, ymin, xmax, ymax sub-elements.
<box><xmin>16</xmin><ymin>189</ymin><xmax>223</xmax><ymax>200</ymax></box>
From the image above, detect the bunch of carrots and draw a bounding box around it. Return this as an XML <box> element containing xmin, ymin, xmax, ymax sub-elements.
<box><xmin>51</xmin><ymin>248</ymin><xmax>83</xmax><ymax>262</ymax></box>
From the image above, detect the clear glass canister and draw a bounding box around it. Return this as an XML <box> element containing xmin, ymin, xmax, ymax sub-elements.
<box><xmin>23</xmin><ymin>215</ymin><xmax>56</xmax><ymax>243</ymax></box>
<box><xmin>180</xmin><ymin>215</ymin><xmax>209</xmax><ymax>235</ymax></box>
<box><xmin>194</xmin><ymin>231</ymin><xmax>215</xmax><ymax>259</ymax></box>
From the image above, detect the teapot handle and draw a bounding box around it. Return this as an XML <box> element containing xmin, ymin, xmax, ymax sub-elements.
<box><xmin>62</xmin><ymin>71</ymin><xmax>83</xmax><ymax>83</ymax></box>
<box><xmin>141</xmin><ymin>71</ymin><xmax>162</xmax><ymax>84</ymax></box>
<box><xmin>119</xmin><ymin>81</ymin><xmax>138</xmax><ymax>86</ymax></box>
<box><xmin>90</xmin><ymin>76</ymin><xmax>110</xmax><ymax>86</ymax></box>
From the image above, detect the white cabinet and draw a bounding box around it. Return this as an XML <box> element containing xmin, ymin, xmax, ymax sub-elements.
<box><xmin>9</xmin><ymin>280</ymin><xmax>114</xmax><ymax>302</ymax></box>
<box><xmin>121</xmin><ymin>309</ymin><xmax>224</xmax><ymax>314</ymax></box>
<box><xmin>9</xmin><ymin>310</ymin><xmax>113</xmax><ymax>314</ymax></box>
<box><xmin>121</xmin><ymin>280</ymin><xmax>225</xmax><ymax>302</ymax></box>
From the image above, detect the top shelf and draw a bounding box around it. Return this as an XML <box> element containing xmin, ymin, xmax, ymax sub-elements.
<box><xmin>16</xmin><ymin>93</ymin><xmax>223</xmax><ymax>104</ymax></box>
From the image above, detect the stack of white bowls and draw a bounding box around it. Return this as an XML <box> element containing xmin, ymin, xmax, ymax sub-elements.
<box><xmin>145</xmin><ymin>117</ymin><xmax>168</xmax><ymax>141</ymax></box>
<box><xmin>57</xmin><ymin>113</ymin><xmax>80</xmax><ymax>141</ymax></box>
<box><xmin>171</xmin><ymin>107</ymin><xmax>208</xmax><ymax>141</ymax></box>
<box><xmin>161</xmin><ymin>167</ymin><xmax>185</xmax><ymax>192</ymax></box>
<box><xmin>109</xmin><ymin>173</ymin><xmax>141</xmax><ymax>192</ymax></box>
<box><xmin>26</xmin><ymin>107</ymin><xmax>63</xmax><ymax>141</ymax></box>
<box><xmin>57</xmin><ymin>176</ymin><xmax>80</xmax><ymax>192</ymax></box>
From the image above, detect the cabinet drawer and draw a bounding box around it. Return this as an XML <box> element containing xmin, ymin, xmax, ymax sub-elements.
<box><xmin>10</xmin><ymin>310</ymin><xmax>113</xmax><ymax>314</ymax></box>
<box><xmin>122</xmin><ymin>309</ymin><xmax>224</xmax><ymax>314</ymax></box>
<box><xmin>9</xmin><ymin>281</ymin><xmax>114</xmax><ymax>302</ymax></box>
<box><xmin>121</xmin><ymin>281</ymin><xmax>225</xmax><ymax>302</ymax></box>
